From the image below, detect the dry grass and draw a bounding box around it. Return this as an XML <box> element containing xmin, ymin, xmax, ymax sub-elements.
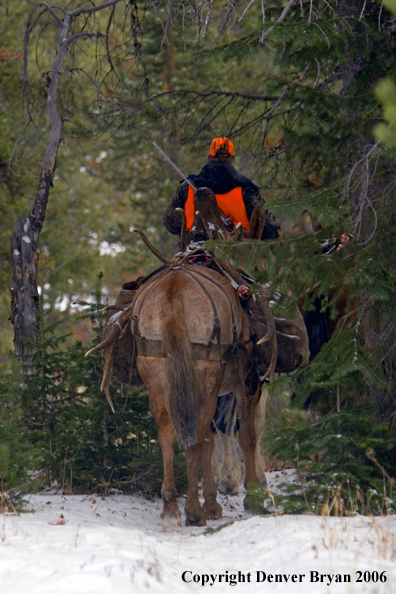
<box><xmin>319</xmin><ymin>515</ymin><xmax>396</xmax><ymax>562</ymax></box>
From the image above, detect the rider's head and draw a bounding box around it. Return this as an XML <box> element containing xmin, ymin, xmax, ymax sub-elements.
<box><xmin>208</xmin><ymin>137</ymin><xmax>235</xmax><ymax>164</ymax></box>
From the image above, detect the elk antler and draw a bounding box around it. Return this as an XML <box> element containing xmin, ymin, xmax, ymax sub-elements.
<box><xmin>195</xmin><ymin>211</ymin><xmax>211</xmax><ymax>240</ymax></box>
<box><xmin>133</xmin><ymin>229</ymin><xmax>173</xmax><ymax>264</ymax></box>
<box><xmin>229</xmin><ymin>222</ymin><xmax>245</xmax><ymax>242</ymax></box>
<box><xmin>256</xmin><ymin>293</ymin><xmax>278</xmax><ymax>386</ymax></box>
<box><xmin>176</xmin><ymin>207</ymin><xmax>187</xmax><ymax>252</ymax></box>
<box><xmin>248</xmin><ymin>205</ymin><xmax>265</xmax><ymax>240</ymax></box>
<box><xmin>100</xmin><ymin>342</ymin><xmax>116</xmax><ymax>413</ymax></box>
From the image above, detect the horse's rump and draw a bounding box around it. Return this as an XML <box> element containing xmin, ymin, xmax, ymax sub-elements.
<box><xmin>133</xmin><ymin>266</ymin><xmax>248</xmax><ymax>446</ymax></box>
<box><xmin>133</xmin><ymin>265</ymin><xmax>246</xmax><ymax>347</ymax></box>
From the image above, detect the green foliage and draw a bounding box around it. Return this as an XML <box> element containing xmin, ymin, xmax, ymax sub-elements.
<box><xmin>3</xmin><ymin>0</ymin><xmax>396</xmax><ymax>505</ymax></box>
<box><xmin>247</xmin><ymin>406</ymin><xmax>396</xmax><ymax>517</ymax></box>
<box><xmin>0</xmin><ymin>359</ymin><xmax>40</xmax><ymax>509</ymax></box>
<box><xmin>0</xmin><ymin>282</ymin><xmax>186</xmax><ymax>496</ymax></box>
<box><xmin>375</xmin><ymin>79</ymin><xmax>396</xmax><ymax>146</ymax></box>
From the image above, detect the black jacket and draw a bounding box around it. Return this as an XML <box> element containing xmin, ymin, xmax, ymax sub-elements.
<box><xmin>163</xmin><ymin>161</ymin><xmax>280</xmax><ymax>240</ymax></box>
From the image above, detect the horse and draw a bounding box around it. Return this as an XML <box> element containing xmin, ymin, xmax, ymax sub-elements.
<box><xmin>127</xmin><ymin>187</ymin><xmax>274</xmax><ymax>529</ymax></box>
<box><xmin>86</xmin><ymin>186</ymin><xmax>277</xmax><ymax>528</ymax></box>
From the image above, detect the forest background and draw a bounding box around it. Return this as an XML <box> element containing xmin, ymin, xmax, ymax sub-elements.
<box><xmin>1</xmin><ymin>0</ymin><xmax>396</xmax><ymax>514</ymax></box>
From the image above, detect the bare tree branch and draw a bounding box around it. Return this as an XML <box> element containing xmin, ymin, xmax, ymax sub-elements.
<box><xmin>67</xmin><ymin>31</ymin><xmax>105</xmax><ymax>44</ymax></box>
<box><xmin>260</xmin><ymin>0</ymin><xmax>297</xmax><ymax>44</ymax></box>
<box><xmin>105</xmin><ymin>3</ymin><xmax>122</xmax><ymax>83</ymax></box>
<box><xmin>200</xmin><ymin>0</ymin><xmax>214</xmax><ymax>39</ymax></box>
<box><xmin>147</xmin><ymin>88</ymin><xmax>279</xmax><ymax>103</ymax></box>
<box><xmin>69</xmin><ymin>0</ymin><xmax>124</xmax><ymax>18</ymax></box>
<box><xmin>31</xmin><ymin>2</ymin><xmax>65</xmax><ymax>26</ymax></box>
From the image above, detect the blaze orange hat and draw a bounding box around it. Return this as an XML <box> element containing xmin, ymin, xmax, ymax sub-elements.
<box><xmin>209</xmin><ymin>137</ymin><xmax>235</xmax><ymax>157</ymax></box>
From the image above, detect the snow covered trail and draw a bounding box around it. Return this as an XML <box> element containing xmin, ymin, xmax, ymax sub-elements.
<box><xmin>0</xmin><ymin>472</ymin><xmax>395</xmax><ymax>594</ymax></box>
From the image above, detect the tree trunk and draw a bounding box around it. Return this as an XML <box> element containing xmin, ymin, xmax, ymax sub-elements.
<box><xmin>10</xmin><ymin>1</ymin><xmax>123</xmax><ymax>356</ymax></box>
<box><xmin>10</xmin><ymin>13</ymin><xmax>72</xmax><ymax>356</ymax></box>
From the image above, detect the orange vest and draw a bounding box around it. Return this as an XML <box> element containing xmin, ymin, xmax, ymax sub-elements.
<box><xmin>185</xmin><ymin>186</ymin><xmax>250</xmax><ymax>231</ymax></box>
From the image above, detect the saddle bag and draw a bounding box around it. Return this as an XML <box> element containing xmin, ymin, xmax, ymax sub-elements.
<box><xmin>102</xmin><ymin>283</ymin><xmax>143</xmax><ymax>387</ymax></box>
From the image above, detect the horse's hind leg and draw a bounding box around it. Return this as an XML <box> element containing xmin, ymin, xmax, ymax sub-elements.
<box><xmin>254</xmin><ymin>388</ymin><xmax>269</xmax><ymax>486</ymax></box>
<box><xmin>185</xmin><ymin>363</ymin><xmax>223</xmax><ymax>526</ymax></box>
<box><xmin>157</xmin><ymin>411</ymin><xmax>182</xmax><ymax>531</ymax></box>
<box><xmin>212</xmin><ymin>394</ymin><xmax>241</xmax><ymax>495</ymax></box>
<box><xmin>185</xmin><ymin>442</ymin><xmax>206</xmax><ymax>526</ymax></box>
<box><xmin>237</xmin><ymin>375</ymin><xmax>260</xmax><ymax>488</ymax></box>
<box><xmin>138</xmin><ymin>357</ymin><xmax>182</xmax><ymax>531</ymax></box>
<box><xmin>202</xmin><ymin>427</ymin><xmax>222</xmax><ymax>520</ymax></box>
<box><xmin>185</xmin><ymin>429</ymin><xmax>222</xmax><ymax>525</ymax></box>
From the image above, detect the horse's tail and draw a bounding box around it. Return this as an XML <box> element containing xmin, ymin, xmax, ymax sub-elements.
<box><xmin>161</xmin><ymin>288</ymin><xmax>199</xmax><ymax>447</ymax></box>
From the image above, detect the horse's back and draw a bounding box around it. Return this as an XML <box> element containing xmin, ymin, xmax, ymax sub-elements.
<box><xmin>133</xmin><ymin>265</ymin><xmax>246</xmax><ymax>346</ymax></box>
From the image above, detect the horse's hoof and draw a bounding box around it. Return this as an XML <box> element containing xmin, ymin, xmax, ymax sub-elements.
<box><xmin>185</xmin><ymin>511</ymin><xmax>206</xmax><ymax>526</ymax></box>
<box><xmin>161</xmin><ymin>509</ymin><xmax>182</xmax><ymax>532</ymax></box>
<box><xmin>203</xmin><ymin>501</ymin><xmax>222</xmax><ymax>520</ymax></box>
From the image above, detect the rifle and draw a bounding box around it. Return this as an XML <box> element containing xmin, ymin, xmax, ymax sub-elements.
<box><xmin>152</xmin><ymin>141</ymin><xmax>197</xmax><ymax>192</ymax></box>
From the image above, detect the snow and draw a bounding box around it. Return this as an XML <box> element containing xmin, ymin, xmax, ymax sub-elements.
<box><xmin>1</xmin><ymin>471</ymin><xmax>395</xmax><ymax>594</ymax></box>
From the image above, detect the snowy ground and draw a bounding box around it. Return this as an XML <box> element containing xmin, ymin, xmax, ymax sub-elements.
<box><xmin>1</xmin><ymin>470</ymin><xmax>395</xmax><ymax>594</ymax></box>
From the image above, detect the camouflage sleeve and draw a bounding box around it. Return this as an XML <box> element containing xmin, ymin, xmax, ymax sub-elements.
<box><xmin>262</xmin><ymin>209</ymin><xmax>281</xmax><ymax>240</ymax></box>
<box><xmin>241</xmin><ymin>185</ymin><xmax>263</xmax><ymax>219</ymax></box>
<box><xmin>163</xmin><ymin>182</ymin><xmax>189</xmax><ymax>235</ymax></box>
<box><xmin>242</xmin><ymin>185</ymin><xmax>281</xmax><ymax>239</ymax></box>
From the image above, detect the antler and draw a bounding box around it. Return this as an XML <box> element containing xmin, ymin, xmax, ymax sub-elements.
<box><xmin>133</xmin><ymin>229</ymin><xmax>173</xmax><ymax>264</ymax></box>
<box><xmin>248</xmin><ymin>205</ymin><xmax>265</xmax><ymax>240</ymax></box>
<box><xmin>85</xmin><ymin>334</ymin><xmax>116</xmax><ymax>357</ymax></box>
<box><xmin>100</xmin><ymin>342</ymin><xmax>116</xmax><ymax>413</ymax></box>
<box><xmin>229</xmin><ymin>222</ymin><xmax>245</xmax><ymax>242</ymax></box>
<box><xmin>195</xmin><ymin>211</ymin><xmax>211</xmax><ymax>240</ymax></box>
<box><xmin>256</xmin><ymin>293</ymin><xmax>278</xmax><ymax>385</ymax></box>
<box><xmin>176</xmin><ymin>207</ymin><xmax>187</xmax><ymax>252</ymax></box>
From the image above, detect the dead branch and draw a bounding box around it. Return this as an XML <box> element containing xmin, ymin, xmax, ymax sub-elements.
<box><xmin>67</xmin><ymin>31</ymin><xmax>105</xmax><ymax>44</ymax></box>
<box><xmin>260</xmin><ymin>0</ymin><xmax>297</xmax><ymax>44</ymax></box>
<box><xmin>147</xmin><ymin>88</ymin><xmax>279</xmax><ymax>103</ymax></box>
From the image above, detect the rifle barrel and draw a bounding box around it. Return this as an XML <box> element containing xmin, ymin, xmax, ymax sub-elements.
<box><xmin>152</xmin><ymin>142</ymin><xmax>197</xmax><ymax>192</ymax></box>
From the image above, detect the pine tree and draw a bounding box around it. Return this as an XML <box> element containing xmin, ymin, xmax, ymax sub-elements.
<box><xmin>193</xmin><ymin>0</ymin><xmax>396</xmax><ymax>424</ymax></box>
<box><xmin>0</xmin><ymin>281</ymin><xmax>186</xmax><ymax>495</ymax></box>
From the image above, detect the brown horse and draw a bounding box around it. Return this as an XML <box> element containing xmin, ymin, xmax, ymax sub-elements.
<box><xmin>132</xmin><ymin>188</ymin><xmax>272</xmax><ymax>529</ymax></box>
<box><xmin>87</xmin><ymin>187</ymin><xmax>276</xmax><ymax>529</ymax></box>
<box><xmin>131</xmin><ymin>188</ymin><xmax>272</xmax><ymax>529</ymax></box>
<box><xmin>132</xmin><ymin>263</ymin><xmax>261</xmax><ymax>528</ymax></box>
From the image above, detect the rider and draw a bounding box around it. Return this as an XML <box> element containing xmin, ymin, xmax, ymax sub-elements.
<box><xmin>163</xmin><ymin>137</ymin><xmax>280</xmax><ymax>240</ymax></box>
